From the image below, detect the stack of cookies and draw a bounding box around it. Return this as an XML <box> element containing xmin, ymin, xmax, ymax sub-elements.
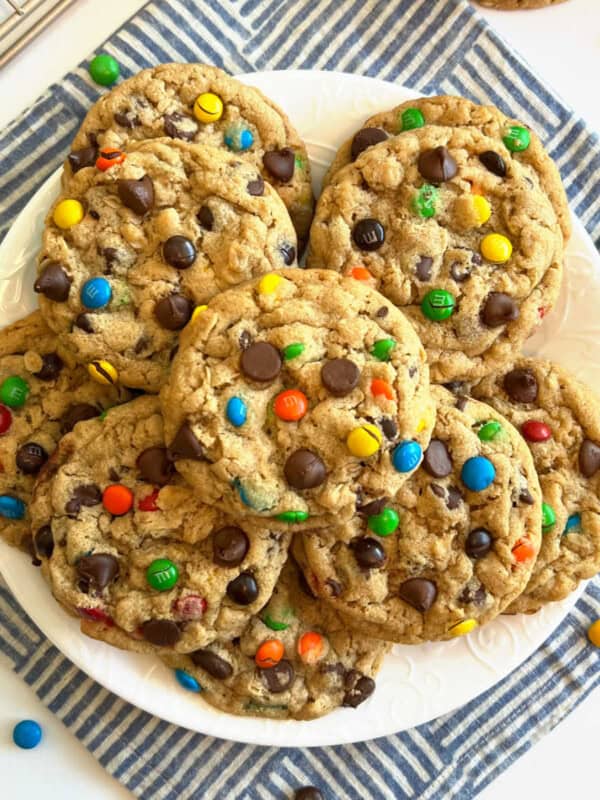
<box><xmin>1</xmin><ymin>65</ymin><xmax>598</xmax><ymax>722</ymax></box>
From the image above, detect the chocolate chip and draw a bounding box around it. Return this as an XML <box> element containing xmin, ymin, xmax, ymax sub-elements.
<box><xmin>351</xmin><ymin>127</ymin><xmax>388</xmax><ymax>160</ymax></box>
<box><xmin>263</xmin><ymin>148</ymin><xmax>295</xmax><ymax>182</ymax></box>
<box><xmin>579</xmin><ymin>439</ymin><xmax>600</xmax><ymax>478</ymax></box>
<box><xmin>284</xmin><ymin>449</ymin><xmax>327</xmax><ymax>490</ymax></box>
<box><xmin>16</xmin><ymin>443</ymin><xmax>48</xmax><ymax>474</ymax></box>
<box><xmin>280</xmin><ymin>243</ymin><xmax>296</xmax><ymax>265</ymax></box>
<box><xmin>240</xmin><ymin>341</ymin><xmax>282</xmax><ymax>382</ymax></box>
<box><xmin>422</xmin><ymin>439</ymin><xmax>452</xmax><ymax>478</ymax></box>
<box><xmin>89</xmin><ymin>211</ymin><xmax>99</xmax><ymax>222</ymax></box>
<box><xmin>117</xmin><ymin>175</ymin><xmax>154</xmax><ymax>215</ymax></box>
<box><xmin>398</xmin><ymin>578</ymin><xmax>437</xmax><ymax>611</ymax></box>
<box><xmin>456</xmin><ymin>396</ymin><xmax>468</xmax><ymax>412</ymax></box>
<box><xmin>326</xmin><ymin>578</ymin><xmax>342</xmax><ymax>597</ymax></box>
<box><xmin>321</xmin><ymin>358</ymin><xmax>360</xmax><ymax>396</ymax></box>
<box><xmin>65</xmin><ymin>484</ymin><xmax>102</xmax><ymax>515</ymax></box>
<box><xmin>446</xmin><ymin>486</ymin><xmax>462</xmax><ymax>510</ymax></box>
<box><xmin>113</xmin><ymin>112</ymin><xmax>139</xmax><ymax>128</ymax></box>
<box><xmin>163</xmin><ymin>236</ymin><xmax>196</xmax><ymax>269</ymax></box>
<box><xmin>163</xmin><ymin>112</ymin><xmax>197</xmax><ymax>140</ymax></box>
<box><xmin>34</xmin><ymin>525</ymin><xmax>53</xmax><ymax>559</ymax></box>
<box><xmin>34</xmin><ymin>352</ymin><xmax>63</xmax><ymax>381</ymax></box>
<box><xmin>418</xmin><ymin>146</ymin><xmax>457</xmax><ymax>182</ymax></box>
<box><xmin>430</xmin><ymin>484</ymin><xmax>444</xmax><ymax>499</ymax></box>
<box><xmin>76</xmin><ymin>553</ymin><xmax>119</xmax><ymax>592</ymax></box>
<box><xmin>247</xmin><ymin>176</ymin><xmax>265</xmax><ymax>195</ymax></box>
<box><xmin>196</xmin><ymin>205</ymin><xmax>214</xmax><ymax>230</ymax></box>
<box><xmin>212</xmin><ymin>526</ymin><xmax>249</xmax><ymax>566</ymax></box>
<box><xmin>154</xmin><ymin>294</ymin><xmax>193</xmax><ymax>330</ymax></box>
<box><xmin>261</xmin><ymin>659</ymin><xmax>294</xmax><ymax>693</ymax></box>
<box><xmin>226</xmin><ymin>572</ymin><xmax>258</xmax><ymax>605</ymax></box>
<box><xmin>108</xmin><ymin>468</ymin><xmax>120</xmax><ymax>483</ymax></box>
<box><xmin>61</xmin><ymin>403</ymin><xmax>99</xmax><ymax>433</ymax></box>
<box><xmin>295</xmin><ymin>788</ymin><xmax>323</xmax><ymax>800</ymax></box>
<box><xmin>375</xmin><ymin>306</ymin><xmax>388</xmax><ymax>318</ymax></box>
<box><xmin>465</xmin><ymin>528</ymin><xmax>493</xmax><ymax>558</ymax></box>
<box><xmin>352</xmin><ymin>219</ymin><xmax>385</xmax><ymax>251</ymax></box>
<box><xmin>74</xmin><ymin>313</ymin><xmax>94</xmax><ymax>333</ymax></box>
<box><xmin>68</xmin><ymin>146</ymin><xmax>97</xmax><ymax>173</ymax></box>
<box><xmin>519</xmin><ymin>487</ymin><xmax>535</xmax><ymax>505</ymax></box>
<box><xmin>352</xmin><ymin>537</ymin><xmax>386</xmax><ymax>569</ymax></box>
<box><xmin>479</xmin><ymin>150</ymin><xmax>506</xmax><ymax>178</ymax></box>
<box><xmin>481</xmin><ymin>293</ymin><xmax>519</xmax><ymax>327</ymax></box>
<box><xmin>459</xmin><ymin>584</ymin><xmax>487</xmax><ymax>607</ymax></box>
<box><xmin>503</xmin><ymin>368</ymin><xmax>538</xmax><ymax>403</ymax></box>
<box><xmin>416</xmin><ymin>255</ymin><xmax>433</xmax><ymax>281</ymax></box>
<box><xmin>34</xmin><ymin>263</ymin><xmax>71</xmax><ymax>302</ymax></box>
<box><xmin>142</xmin><ymin>619</ymin><xmax>182</xmax><ymax>647</ymax></box>
<box><xmin>450</xmin><ymin>261</ymin><xmax>472</xmax><ymax>283</ymax></box>
<box><xmin>136</xmin><ymin>447</ymin><xmax>173</xmax><ymax>485</ymax></box>
<box><xmin>167</xmin><ymin>423</ymin><xmax>204</xmax><ymax>461</ymax></box>
<box><xmin>380</xmin><ymin>417</ymin><xmax>398</xmax><ymax>440</ymax></box>
<box><xmin>190</xmin><ymin>648</ymin><xmax>233</xmax><ymax>679</ymax></box>
<box><xmin>357</xmin><ymin>497</ymin><xmax>388</xmax><ymax>516</ymax></box>
<box><xmin>342</xmin><ymin>670</ymin><xmax>375</xmax><ymax>708</ymax></box>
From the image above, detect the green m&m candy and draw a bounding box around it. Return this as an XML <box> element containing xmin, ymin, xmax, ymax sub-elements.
<box><xmin>502</xmin><ymin>125</ymin><xmax>531</xmax><ymax>153</ymax></box>
<box><xmin>0</xmin><ymin>376</ymin><xmax>29</xmax><ymax>408</ymax></box>
<box><xmin>478</xmin><ymin>420</ymin><xmax>502</xmax><ymax>441</ymax></box>
<box><xmin>263</xmin><ymin>607</ymin><xmax>294</xmax><ymax>631</ymax></box>
<box><xmin>400</xmin><ymin>107</ymin><xmax>425</xmax><ymax>132</ymax></box>
<box><xmin>371</xmin><ymin>338</ymin><xmax>396</xmax><ymax>361</ymax></box>
<box><xmin>275</xmin><ymin>510</ymin><xmax>309</xmax><ymax>523</ymax></box>
<box><xmin>89</xmin><ymin>53</ymin><xmax>120</xmax><ymax>86</ymax></box>
<box><xmin>282</xmin><ymin>343</ymin><xmax>305</xmax><ymax>361</ymax></box>
<box><xmin>412</xmin><ymin>184</ymin><xmax>438</xmax><ymax>218</ymax></box>
<box><xmin>146</xmin><ymin>558</ymin><xmax>179</xmax><ymax>591</ymax></box>
<box><xmin>542</xmin><ymin>502</ymin><xmax>556</xmax><ymax>532</ymax></box>
<box><xmin>368</xmin><ymin>507</ymin><xmax>400</xmax><ymax>537</ymax></box>
<box><xmin>421</xmin><ymin>289</ymin><xmax>455</xmax><ymax>321</ymax></box>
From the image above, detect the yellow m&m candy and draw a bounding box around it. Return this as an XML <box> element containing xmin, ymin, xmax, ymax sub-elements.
<box><xmin>472</xmin><ymin>195</ymin><xmax>492</xmax><ymax>226</ymax></box>
<box><xmin>193</xmin><ymin>92</ymin><xmax>223</xmax><ymax>124</ymax></box>
<box><xmin>88</xmin><ymin>360</ymin><xmax>118</xmax><ymax>385</ymax></box>
<box><xmin>480</xmin><ymin>233</ymin><xmax>512</xmax><ymax>263</ymax></box>
<box><xmin>347</xmin><ymin>423</ymin><xmax>382</xmax><ymax>458</ymax></box>
<box><xmin>53</xmin><ymin>199</ymin><xmax>84</xmax><ymax>229</ymax></box>
<box><xmin>258</xmin><ymin>273</ymin><xmax>281</xmax><ymax>295</ymax></box>
<box><xmin>191</xmin><ymin>305</ymin><xmax>208</xmax><ymax>323</ymax></box>
<box><xmin>448</xmin><ymin>618</ymin><xmax>478</xmax><ymax>638</ymax></box>
<box><xmin>587</xmin><ymin>620</ymin><xmax>600</xmax><ymax>647</ymax></box>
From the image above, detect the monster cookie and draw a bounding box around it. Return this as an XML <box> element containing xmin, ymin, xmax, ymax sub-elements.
<box><xmin>476</xmin><ymin>0</ymin><xmax>567</xmax><ymax>8</ymax></box>
<box><xmin>323</xmin><ymin>94</ymin><xmax>570</xmax><ymax>241</ymax></box>
<box><xmin>29</xmin><ymin>396</ymin><xmax>291</xmax><ymax>652</ymax></box>
<box><xmin>65</xmin><ymin>63</ymin><xmax>314</xmax><ymax>249</ymax></box>
<box><xmin>0</xmin><ymin>311</ymin><xmax>128</xmax><ymax>551</ymax></box>
<box><xmin>161</xmin><ymin>558</ymin><xmax>389</xmax><ymax>719</ymax></box>
<box><xmin>295</xmin><ymin>386</ymin><xmax>542</xmax><ymax>643</ymax></box>
<box><xmin>161</xmin><ymin>269</ymin><xmax>436</xmax><ymax>523</ymax></box>
<box><xmin>309</xmin><ymin>126</ymin><xmax>563</xmax><ymax>382</ymax></box>
<box><xmin>472</xmin><ymin>359</ymin><xmax>600</xmax><ymax>613</ymax></box>
<box><xmin>37</xmin><ymin>139</ymin><xmax>297</xmax><ymax>391</ymax></box>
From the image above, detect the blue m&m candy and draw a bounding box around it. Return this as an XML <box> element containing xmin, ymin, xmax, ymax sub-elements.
<box><xmin>224</xmin><ymin>124</ymin><xmax>254</xmax><ymax>152</ymax></box>
<box><xmin>392</xmin><ymin>440</ymin><xmax>422</xmax><ymax>473</ymax></box>
<box><xmin>13</xmin><ymin>720</ymin><xmax>42</xmax><ymax>749</ymax></box>
<box><xmin>226</xmin><ymin>397</ymin><xmax>247</xmax><ymax>427</ymax></box>
<box><xmin>81</xmin><ymin>277</ymin><xmax>112</xmax><ymax>309</ymax></box>
<box><xmin>564</xmin><ymin>513</ymin><xmax>582</xmax><ymax>534</ymax></box>
<box><xmin>0</xmin><ymin>495</ymin><xmax>26</xmax><ymax>519</ymax></box>
<box><xmin>175</xmin><ymin>669</ymin><xmax>201</xmax><ymax>693</ymax></box>
<box><xmin>461</xmin><ymin>456</ymin><xmax>495</xmax><ymax>492</ymax></box>
<box><xmin>232</xmin><ymin>477</ymin><xmax>253</xmax><ymax>507</ymax></box>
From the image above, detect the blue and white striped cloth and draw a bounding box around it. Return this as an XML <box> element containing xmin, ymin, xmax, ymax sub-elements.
<box><xmin>1</xmin><ymin>1</ymin><xmax>600</xmax><ymax>798</ymax></box>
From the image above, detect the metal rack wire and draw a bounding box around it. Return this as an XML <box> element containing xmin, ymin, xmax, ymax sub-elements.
<box><xmin>0</xmin><ymin>0</ymin><xmax>75</xmax><ymax>68</ymax></box>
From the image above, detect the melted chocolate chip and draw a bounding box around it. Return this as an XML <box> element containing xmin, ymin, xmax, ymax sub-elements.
<box><xmin>418</xmin><ymin>146</ymin><xmax>457</xmax><ymax>182</ymax></box>
<box><xmin>247</xmin><ymin>176</ymin><xmax>265</xmax><ymax>195</ymax></box>
<box><xmin>326</xmin><ymin>578</ymin><xmax>342</xmax><ymax>597</ymax></box>
<box><xmin>76</xmin><ymin>553</ymin><xmax>119</xmax><ymax>592</ymax></box>
<box><xmin>422</xmin><ymin>439</ymin><xmax>452</xmax><ymax>478</ymax></box>
<box><xmin>380</xmin><ymin>417</ymin><xmax>398</xmax><ymax>440</ymax></box>
<box><xmin>163</xmin><ymin>112</ymin><xmax>197</xmax><ymax>140</ymax></box>
<box><xmin>459</xmin><ymin>583</ymin><xmax>487</xmax><ymax>607</ymax></box>
<box><xmin>375</xmin><ymin>306</ymin><xmax>388</xmax><ymax>318</ymax></box>
<box><xmin>446</xmin><ymin>486</ymin><xmax>463</xmax><ymax>510</ymax></box>
<box><xmin>519</xmin><ymin>487</ymin><xmax>535</xmax><ymax>505</ymax></box>
<box><xmin>295</xmin><ymin>787</ymin><xmax>324</xmax><ymax>800</ymax></box>
<box><xmin>239</xmin><ymin>330</ymin><xmax>252</xmax><ymax>350</ymax></box>
<box><xmin>240</xmin><ymin>342</ymin><xmax>282</xmax><ymax>382</ymax></box>
<box><xmin>212</xmin><ymin>526</ymin><xmax>249</xmax><ymax>567</ymax></box>
<box><xmin>190</xmin><ymin>649</ymin><xmax>233</xmax><ymax>679</ymax></box>
<box><xmin>262</xmin><ymin>148</ymin><xmax>295</xmax><ymax>182</ymax></box>
<box><xmin>579</xmin><ymin>439</ymin><xmax>600</xmax><ymax>478</ymax></box>
<box><xmin>34</xmin><ymin>263</ymin><xmax>71</xmax><ymax>302</ymax></box>
<box><xmin>167</xmin><ymin>423</ymin><xmax>204</xmax><ymax>461</ymax></box>
<box><xmin>357</xmin><ymin>497</ymin><xmax>388</xmax><ymax>516</ymax></box>
<box><xmin>481</xmin><ymin>293</ymin><xmax>519</xmax><ymax>327</ymax></box>
<box><xmin>321</xmin><ymin>358</ymin><xmax>360</xmax><ymax>397</ymax></box>
<box><xmin>68</xmin><ymin>146</ymin><xmax>97</xmax><ymax>173</ymax></box>
<box><xmin>113</xmin><ymin>112</ymin><xmax>139</xmax><ymax>128</ymax></box>
<box><xmin>61</xmin><ymin>403</ymin><xmax>99</xmax><ymax>434</ymax></box>
<box><xmin>261</xmin><ymin>659</ymin><xmax>294</xmax><ymax>693</ymax></box>
<box><xmin>503</xmin><ymin>368</ymin><xmax>538</xmax><ymax>403</ymax></box>
<box><xmin>142</xmin><ymin>619</ymin><xmax>182</xmax><ymax>647</ymax></box>
<box><xmin>117</xmin><ymin>175</ymin><xmax>154</xmax><ymax>215</ymax></box>
<box><xmin>197</xmin><ymin>205</ymin><xmax>214</xmax><ymax>230</ymax></box>
<box><xmin>284</xmin><ymin>449</ymin><xmax>327</xmax><ymax>490</ymax></box>
<box><xmin>479</xmin><ymin>150</ymin><xmax>506</xmax><ymax>178</ymax></box>
<box><xmin>342</xmin><ymin>670</ymin><xmax>375</xmax><ymax>708</ymax></box>
<box><xmin>398</xmin><ymin>578</ymin><xmax>437</xmax><ymax>611</ymax></box>
<box><xmin>416</xmin><ymin>255</ymin><xmax>433</xmax><ymax>281</ymax></box>
<box><xmin>154</xmin><ymin>294</ymin><xmax>193</xmax><ymax>330</ymax></box>
<box><xmin>34</xmin><ymin>525</ymin><xmax>54</xmax><ymax>559</ymax></box>
<box><xmin>351</xmin><ymin>127</ymin><xmax>388</xmax><ymax>160</ymax></box>
<box><xmin>280</xmin><ymin>243</ymin><xmax>296</xmax><ymax>265</ymax></box>
<box><xmin>74</xmin><ymin>313</ymin><xmax>94</xmax><ymax>333</ymax></box>
<box><xmin>34</xmin><ymin>352</ymin><xmax>63</xmax><ymax>381</ymax></box>
<box><xmin>136</xmin><ymin>447</ymin><xmax>173</xmax><ymax>485</ymax></box>
<box><xmin>65</xmin><ymin>483</ymin><xmax>102</xmax><ymax>514</ymax></box>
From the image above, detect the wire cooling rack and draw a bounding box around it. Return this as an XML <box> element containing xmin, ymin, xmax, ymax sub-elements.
<box><xmin>0</xmin><ymin>0</ymin><xmax>75</xmax><ymax>68</ymax></box>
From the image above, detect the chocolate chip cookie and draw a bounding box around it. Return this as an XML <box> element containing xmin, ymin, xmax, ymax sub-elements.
<box><xmin>38</xmin><ymin>139</ymin><xmax>297</xmax><ymax>391</ymax></box>
<box><xmin>472</xmin><ymin>359</ymin><xmax>600</xmax><ymax>613</ymax></box>
<box><xmin>323</xmin><ymin>94</ymin><xmax>570</xmax><ymax>242</ymax></box>
<box><xmin>29</xmin><ymin>396</ymin><xmax>291</xmax><ymax>653</ymax></box>
<box><xmin>309</xmin><ymin>126</ymin><xmax>563</xmax><ymax>382</ymax></box>
<box><xmin>161</xmin><ymin>268</ymin><xmax>436</xmax><ymax>524</ymax></box>
<box><xmin>295</xmin><ymin>386</ymin><xmax>542</xmax><ymax>643</ymax></box>
<box><xmin>0</xmin><ymin>311</ymin><xmax>128</xmax><ymax>551</ymax></box>
<box><xmin>65</xmin><ymin>63</ymin><xmax>314</xmax><ymax>249</ymax></box>
<box><xmin>161</xmin><ymin>558</ymin><xmax>389</xmax><ymax>719</ymax></box>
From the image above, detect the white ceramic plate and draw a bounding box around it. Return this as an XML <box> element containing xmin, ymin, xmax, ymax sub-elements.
<box><xmin>0</xmin><ymin>70</ymin><xmax>596</xmax><ymax>747</ymax></box>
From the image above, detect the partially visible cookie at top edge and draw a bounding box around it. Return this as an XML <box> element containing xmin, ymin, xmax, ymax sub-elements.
<box><xmin>322</xmin><ymin>94</ymin><xmax>570</xmax><ymax>242</ymax></box>
<box><xmin>38</xmin><ymin>139</ymin><xmax>298</xmax><ymax>391</ymax></box>
<box><xmin>475</xmin><ymin>1</ymin><xmax>568</xmax><ymax>8</ymax></box>
<box><xmin>160</xmin><ymin>268</ymin><xmax>436</xmax><ymax>525</ymax></box>
<box><xmin>0</xmin><ymin>311</ymin><xmax>130</xmax><ymax>552</ymax></box>
<box><xmin>29</xmin><ymin>395</ymin><xmax>292</xmax><ymax>654</ymax></box>
<box><xmin>296</xmin><ymin>386</ymin><xmax>543</xmax><ymax>643</ymax></box>
<box><xmin>471</xmin><ymin>358</ymin><xmax>600</xmax><ymax>613</ymax></box>
<box><xmin>64</xmin><ymin>62</ymin><xmax>314</xmax><ymax>251</ymax></box>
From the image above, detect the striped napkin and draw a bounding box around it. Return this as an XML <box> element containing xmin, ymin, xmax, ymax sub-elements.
<box><xmin>1</xmin><ymin>1</ymin><xmax>600</xmax><ymax>798</ymax></box>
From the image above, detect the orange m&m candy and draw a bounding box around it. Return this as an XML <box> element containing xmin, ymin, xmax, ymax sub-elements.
<box><xmin>349</xmin><ymin>267</ymin><xmax>372</xmax><ymax>282</ymax></box>
<box><xmin>512</xmin><ymin>538</ymin><xmax>536</xmax><ymax>563</ymax></box>
<box><xmin>273</xmin><ymin>389</ymin><xmax>308</xmax><ymax>422</ymax></box>
<box><xmin>297</xmin><ymin>631</ymin><xmax>325</xmax><ymax>665</ymax></box>
<box><xmin>370</xmin><ymin>378</ymin><xmax>394</xmax><ymax>400</ymax></box>
<box><xmin>255</xmin><ymin>639</ymin><xmax>284</xmax><ymax>669</ymax></box>
<box><xmin>103</xmin><ymin>484</ymin><xmax>134</xmax><ymax>515</ymax></box>
<box><xmin>96</xmin><ymin>147</ymin><xmax>126</xmax><ymax>171</ymax></box>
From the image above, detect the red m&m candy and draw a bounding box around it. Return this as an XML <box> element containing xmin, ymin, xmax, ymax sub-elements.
<box><xmin>521</xmin><ymin>420</ymin><xmax>551</xmax><ymax>442</ymax></box>
<box><xmin>0</xmin><ymin>404</ymin><xmax>12</xmax><ymax>435</ymax></box>
<box><xmin>274</xmin><ymin>389</ymin><xmax>308</xmax><ymax>422</ymax></box>
<box><xmin>103</xmin><ymin>484</ymin><xmax>133</xmax><ymax>515</ymax></box>
<box><xmin>138</xmin><ymin>489</ymin><xmax>160</xmax><ymax>511</ymax></box>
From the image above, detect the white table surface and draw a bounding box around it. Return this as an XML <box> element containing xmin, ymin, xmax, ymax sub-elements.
<box><xmin>0</xmin><ymin>1</ymin><xmax>599</xmax><ymax>798</ymax></box>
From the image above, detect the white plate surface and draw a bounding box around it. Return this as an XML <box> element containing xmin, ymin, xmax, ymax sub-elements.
<box><xmin>0</xmin><ymin>70</ymin><xmax>596</xmax><ymax>747</ymax></box>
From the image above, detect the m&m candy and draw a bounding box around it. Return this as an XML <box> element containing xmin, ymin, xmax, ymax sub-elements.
<box><xmin>81</xmin><ymin>277</ymin><xmax>112</xmax><ymax>309</ymax></box>
<box><xmin>226</xmin><ymin>397</ymin><xmax>247</xmax><ymax>427</ymax></box>
<box><xmin>448</xmin><ymin>619</ymin><xmax>478</xmax><ymax>637</ymax></box>
<box><xmin>191</xmin><ymin>305</ymin><xmax>207</xmax><ymax>323</ymax></box>
<box><xmin>367</xmin><ymin>507</ymin><xmax>400</xmax><ymax>537</ymax></box>
<box><xmin>224</xmin><ymin>123</ymin><xmax>254</xmax><ymax>152</ymax></box>
<box><xmin>0</xmin><ymin>495</ymin><xmax>26</xmax><ymax>519</ymax></box>
<box><xmin>297</xmin><ymin>631</ymin><xmax>324</xmax><ymax>664</ymax></box>
<box><xmin>412</xmin><ymin>184</ymin><xmax>438</xmax><ymax>218</ymax></box>
<box><xmin>102</xmin><ymin>484</ymin><xmax>133</xmax><ymax>515</ymax></box>
<box><xmin>478</xmin><ymin>421</ymin><xmax>502</xmax><ymax>441</ymax></box>
<box><xmin>146</xmin><ymin>558</ymin><xmax>179</xmax><ymax>591</ymax></box>
<box><xmin>370</xmin><ymin>379</ymin><xmax>393</xmax><ymax>400</ymax></box>
<box><xmin>193</xmin><ymin>92</ymin><xmax>223</xmax><ymax>124</ymax></box>
<box><xmin>274</xmin><ymin>389</ymin><xmax>308</xmax><ymax>422</ymax></box>
<box><xmin>480</xmin><ymin>233</ymin><xmax>512</xmax><ymax>263</ymax></box>
<box><xmin>275</xmin><ymin>510</ymin><xmax>309</xmax><ymax>523</ymax></box>
<box><xmin>0</xmin><ymin>404</ymin><xmax>12</xmax><ymax>434</ymax></box>
<box><xmin>400</xmin><ymin>107</ymin><xmax>425</xmax><ymax>131</ymax></box>
<box><xmin>371</xmin><ymin>339</ymin><xmax>395</xmax><ymax>361</ymax></box>
<box><xmin>512</xmin><ymin>538</ymin><xmax>536</xmax><ymax>563</ymax></box>
<box><xmin>53</xmin><ymin>199</ymin><xmax>84</xmax><ymax>229</ymax></box>
<box><xmin>255</xmin><ymin>639</ymin><xmax>284</xmax><ymax>668</ymax></box>
<box><xmin>347</xmin><ymin>424</ymin><xmax>382</xmax><ymax>458</ymax></box>
<box><xmin>564</xmin><ymin>513</ymin><xmax>582</xmax><ymax>534</ymax></box>
<box><xmin>88</xmin><ymin>360</ymin><xmax>118</xmax><ymax>385</ymax></box>
<box><xmin>0</xmin><ymin>376</ymin><xmax>29</xmax><ymax>408</ymax></box>
<box><xmin>421</xmin><ymin>289</ymin><xmax>455</xmax><ymax>321</ymax></box>
<box><xmin>96</xmin><ymin>147</ymin><xmax>126</xmax><ymax>171</ymax></box>
<box><xmin>392</xmin><ymin>440</ymin><xmax>422</xmax><ymax>473</ymax></box>
<box><xmin>175</xmin><ymin>669</ymin><xmax>202</xmax><ymax>693</ymax></box>
<box><xmin>503</xmin><ymin>125</ymin><xmax>531</xmax><ymax>153</ymax></box>
<box><xmin>13</xmin><ymin>720</ymin><xmax>42</xmax><ymax>750</ymax></box>
<box><xmin>521</xmin><ymin>420</ymin><xmax>551</xmax><ymax>442</ymax></box>
<box><xmin>471</xmin><ymin>195</ymin><xmax>492</xmax><ymax>225</ymax></box>
<box><xmin>461</xmin><ymin>456</ymin><xmax>495</xmax><ymax>491</ymax></box>
<box><xmin>282</xmin><ymin>343</ymin><xmax>304</xmax><ymax>361</ymax></box>
<box><xmin>542</xmin><ymin>502</ymin><xmax>556</xmax><ymax>531</ymax></box>
<box><xmin>89</xmin><ymin>53</ymin><xmax>120</xmax><ymax>86</ymax></box>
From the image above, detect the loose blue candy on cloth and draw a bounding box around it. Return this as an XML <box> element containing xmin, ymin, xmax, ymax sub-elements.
<box><xmin>392</xmin><ymin>440</ymin><xmax>422</xmax><ymax>473</ymax></box>
<box><xmin>13</xmin><ymin>720</ymin><xmax>42</xmax><ymax>749</ymax></box>
<box><xmin>175</xmin><ymin>669</ymin><xmax>201</xmax><ymax>693</ymax></box>
<box><xmin>0</xmin><ymin>495</ymin><xmax>26</xmax><ymax>519</ymax></box>
<box><xmin>226</xmin><ymin>397</ymin><xmax>247</xmax><ymax>427</ymax></box>
<box><xmin>461</xmin><ymin>456</ymin><xmax>495</xmax><ymax>491</ymax></box>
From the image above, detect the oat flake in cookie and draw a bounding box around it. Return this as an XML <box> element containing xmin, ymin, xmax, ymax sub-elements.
<box><xmin>161</xmin><ymin>559</ymin><xmax>389</xmax><ymax>720</ymax></box>
<box><xmin>309</xmin><ymin>126</ymin><xmax>563</xmax><ymax>382</ymax></box>
<box><xmin>37</xmin><ymin>140</ymin><xmax>297</xmax><ymax>391</ymax></box>
<box><xmin>64</xmin><ymin>63</ymin><xmax>314</xmax><ymax>250</ymax></box>
<box><xmin>160</xmin><ymin>269</ymin><xmax>436</xmax><ymax>524</ymax></box>
<box><xmin>472</xmin><ymin>358</ymin><xmax>600</xmax><ymax>613</ymax></box>
<box><xmin>296</xmin><ymin>387</ymin><xmax>542</xmax><ymax>643</ymax></box>
<box><xmin>0</xmin><ymin>311</ymin><xmax>129</xmax><ymax>552</ymax></box>
<box><xmin>29</xmin><ymin>396</ymin><xmax>291</xmax><ymax>653</ymax></box>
